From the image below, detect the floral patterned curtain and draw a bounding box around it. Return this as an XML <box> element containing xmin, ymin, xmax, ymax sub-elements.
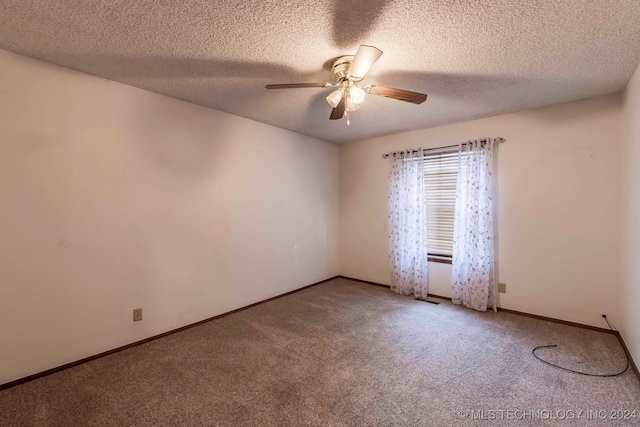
<box><xmin>452</xmin><ymin>138</ymin><xmax>499</xmax><ymax>312</ymax></box>
<box><xmin>388</xmin><ymin>149</ymin><xmax>429</xmax><ymax>300</ymax></box>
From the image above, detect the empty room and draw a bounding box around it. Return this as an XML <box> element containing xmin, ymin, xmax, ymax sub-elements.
<box><xmin>1</xmin><ymin>1</ymin><xmax>640</xmax><ymax>425</ymax></box>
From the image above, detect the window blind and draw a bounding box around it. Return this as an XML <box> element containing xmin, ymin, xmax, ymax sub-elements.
<box><xmin>424</xmin><ymin>151</ymin><xmax>459</xmax><ymax>257</ymax></box>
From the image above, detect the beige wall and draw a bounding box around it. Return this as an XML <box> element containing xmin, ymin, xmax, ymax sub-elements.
<box><xmin>0</xmin><ymin>50</ymin><xmax>339</xmax><ymax>385</ymax></box>
<box><xmin>340</xmin><ymin>95</ymin><xmax>623</xmax><ymax>328</ymax></box>
<box><xmin>621</xmin><ymin>64</ymin><xmax>640</xmax><ymax>364</ymax></box>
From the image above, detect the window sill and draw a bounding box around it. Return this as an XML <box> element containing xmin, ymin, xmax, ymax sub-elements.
<box><xmin>428</xmin><ymin>256</ymin><xmax>452</xmax><ymax>265</ymax></box>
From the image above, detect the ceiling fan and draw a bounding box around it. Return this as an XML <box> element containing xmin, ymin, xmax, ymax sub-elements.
<box><xmin>265</xmin><ymin>45</ymin><xmax>428</xmax><ymax>125</ymax></box>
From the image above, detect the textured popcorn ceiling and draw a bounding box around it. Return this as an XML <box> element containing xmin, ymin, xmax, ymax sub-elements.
<box><xmin>1</xmin><ymin>1</ymin><xmax>640</xmax><ymax>143</ymax></box>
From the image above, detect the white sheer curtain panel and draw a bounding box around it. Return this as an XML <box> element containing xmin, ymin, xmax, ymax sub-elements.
<box><xmin>451</xmin><ymin>138</ymin><xmax>499</xmax><ymax>312</ymax></box>
<box><xmin>388</xmin><ymin>149</ymin><xmax>429</xmax><ymax>300</ymax></box>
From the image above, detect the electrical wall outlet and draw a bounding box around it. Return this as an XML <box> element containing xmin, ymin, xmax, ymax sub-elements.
<box><xmin>133</xmin><ymin>308</ymin><xmax>142</xmax><ymax>322</ymax></box>
<box><xmin>498</xmin><ymin>282</ymin><xmax>507</xmax><ymax>293</ymax></box>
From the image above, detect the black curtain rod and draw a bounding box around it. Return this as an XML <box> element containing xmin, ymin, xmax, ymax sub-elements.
<box><xmin>381</xmin><ymin>137</ymin><xmax>506</xmax><ymax>159</ymax></box>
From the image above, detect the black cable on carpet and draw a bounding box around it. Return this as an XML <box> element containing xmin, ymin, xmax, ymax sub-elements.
<box><xmin>532</xmin><ymin>316</ymin><xmax>629</xmax><ymax>377</ymax></box>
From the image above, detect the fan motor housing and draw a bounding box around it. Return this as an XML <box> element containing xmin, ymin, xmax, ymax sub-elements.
<box><xmin>331</xmin><ymin>55</ymin><xmax>359</xmax><ymax>82</ymax></box>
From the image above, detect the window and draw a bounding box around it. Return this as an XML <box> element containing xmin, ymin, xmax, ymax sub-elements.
<box><xmin>424</xmin><ymin>151</ymin><xmax>458</xmax><ymax>262</ymax></box>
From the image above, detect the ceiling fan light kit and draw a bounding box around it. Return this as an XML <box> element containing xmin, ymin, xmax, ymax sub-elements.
<box><xmin>266</xmin><ymin>45</ymin><xmax>428</xmax><ymax>125</ymax></box>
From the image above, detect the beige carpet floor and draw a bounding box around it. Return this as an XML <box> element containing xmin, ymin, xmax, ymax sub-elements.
<box><xmin>1</xmin><ymin>278</ymin><xmax>639</xmax><ymax>426</ymax></box>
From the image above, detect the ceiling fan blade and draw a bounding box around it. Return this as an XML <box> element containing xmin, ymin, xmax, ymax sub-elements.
<box><xmin>367</xmin><ymin>85</ymin><xmax>427</xmax><ymax>104</ymax></box>
<box><xmin>265</xmin><ymin>83</ymin><xmax>328</xmax><ymax>89</ymax></box>
<box><xmin>348</xmin><ymin>45</ymin><xmax>383</xmax><ymax>79</ymax></box>
<box><xmin>329</xmin><ymin>96</ymin><xmax>346</xmax><ymax>120</ymax></box>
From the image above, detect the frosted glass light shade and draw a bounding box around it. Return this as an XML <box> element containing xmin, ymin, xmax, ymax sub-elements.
<box><xmin>345</xmin><ymin>99</ymin><xmax>360</xmax><ymax>112</ymax></box>
<box><xmin>326</xmin><ymin>90</ymin><xmax>343</xmax><ymax>108</ymax></box>
<box><xmin>349</xmin><ymin>86</ymin><xmax>366</xmax><ymax>104</ymax></box>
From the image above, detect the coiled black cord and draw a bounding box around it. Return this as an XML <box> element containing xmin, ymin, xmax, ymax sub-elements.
<box><xmin>532</xmin><ymin>316</ymin><xmax>629</xmax><ymax>377</ymax></box>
